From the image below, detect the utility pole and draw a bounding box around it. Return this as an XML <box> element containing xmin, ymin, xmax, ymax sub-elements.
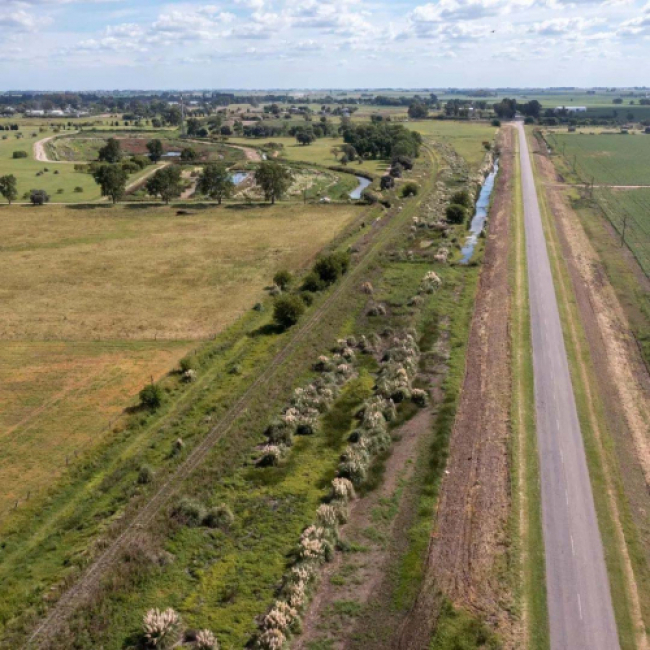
<box><xmin>180</xmin><ymin>94</ymin><xmax>186</xmax><ymax>138</ymax></box>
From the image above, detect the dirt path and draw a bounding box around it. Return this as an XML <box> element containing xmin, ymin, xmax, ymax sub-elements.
<box><xmin>33</xmin><ymin>134</ymin><xmax>79</xmax><ymax>164</ymax></box>
<box><xmin>26</xmin><ymin>146</ymin><xmax>438</xmax><ymax>649</ymax></box>
<box><xmin>225</xmin><ymin>143</ymin><xmax>262</xmax><ymax>162</ymax></box>
<box><xmin>398</xmin><ymin>127</ymin><xmax>517</xmax><ymax>649</ymax></box>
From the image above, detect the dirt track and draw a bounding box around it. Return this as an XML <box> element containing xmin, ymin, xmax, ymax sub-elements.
<box><xmin>398</xmin><ymin>128</ymin><xmax>516</xmax><ymax>648</ymax></box>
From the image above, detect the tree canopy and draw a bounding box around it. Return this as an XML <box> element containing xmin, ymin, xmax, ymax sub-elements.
<box><xmin>98</xmin><ymin>137</ymin><xmax>122</xmax><ymax>163</ymax></box>
<box><xmin>254</xmin><ymin>161</ymin><xmax>292</xmax><ymax>204</ymax></box>
<box><xmin>146</xmin><ymin>139</ymin><xmax>164</xmax><ymax>163</ymax></box>
<box><xmin>341</xmin><ymin>123</ymin><xmax>421</xmax><ymax>160</ymax></box>
<box><xmin>0</xmin><ymin>174</ymin><xmax>18</xmax><ymax>204</ymax></box>
<box><xmin>197</xmin><ymin>163</ymin><xmax>235</xmax><ymax>204</ymax></box>
<box><xmin>92</xmin><ymin>164</ymin><xmax>128</xmax><ymax>204</ymax></box>
<box><xmin>146</xmin><ymin>165</ymin><xmax>183</xmax><ymax>203</ymax></box>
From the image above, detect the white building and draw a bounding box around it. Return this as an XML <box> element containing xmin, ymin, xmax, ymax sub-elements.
<box><xmin>555</xmin><ymin>106</ymin><xmax>587</xmax><ymax>113</ymax></box>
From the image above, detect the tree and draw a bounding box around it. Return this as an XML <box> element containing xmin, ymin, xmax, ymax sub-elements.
<box><xmin>180</xmin><ymin>147</ymin><xmax>197</xmax><ymax>163</ymax></box>
<box><xmin>493</xmin><ymin>98</ymin><xmax>517</xmax><ymax>119</ymax></box>
<box><xmin>196</xmin><ymin>163</ymin><xmax>234</xmax><ymax>204</ymax></box>
<box><xmin>146</xmin><ymin>165</ymin><xmax>183</xmax><ymax>204</ymax></box>
<box><xmin>186</xmin><ymin>117</ymin><xmax>201</xmax><ymax>137</ymax></box>
<box><xmin>407</xmin><ymin>102</ymin><xmax>429</xmax><ymax>119</ymax></box>
<box><xmin>273</xmin><ymin>294</ymin><xmax>305</xmax><ymax>329</ymax></box>
<box><xmin>445</xmin><ymin>203</ymin><xmax>467</xmax><ymax>224</ymax></box>
<box><xmin>296</xmin><ymin>129</ymin><xmax>316</xmax><ymax>145</ymax></box>
<box><xmin>313</xmin><ymin>251</ymin><xmax>350</xmax><ymax>285</ymax></box>
<box><xmin>451</xmin><ymin>189</ymin><xmax>471</xmax><ymax>208</ymax></box>
<box><xmin>401</xmin><ymin>182</ymin><xmax>419</xmax><ymax>197</ymax></box>
<box><xmin>139</xmin><ymin>383</ymin><xmax>163</xmax><ymax>410</ymax></box>
<box><xmin>273</xmin><ymin>269</ymin><xmax>293</xmax><ymax>290</ymax></box>
<box><xmin>98</xmin><ymin>137</ymin><xmax>122</xmax><ymax>163</ymax></box>
<box><xmin>254</xmin><ymin>161</ymin><xmax>292</xmax><ymax>204</ymax></box>
<box><xmin>92</xmin><ymin>164</ymin><xmax>128</xmax><ymax>204</ymax></box>
<box><xmin>220</xmin><ymin>125</ymin><xmax>233</xmax><ymax>136</ymax></box>
<box><xmin>30</xmin><ymin>189</ymin><xmax>50</xmax><ymax>205</ymax></box>
<box><xmin>0</xmin><ymin>174</ymin><xmax>18</xmax><ymax>204</ymax></box>
<box><xmin>147</xmin><ymin>139</ymin><xmax>164</xmax><ymax>163</ymax></box>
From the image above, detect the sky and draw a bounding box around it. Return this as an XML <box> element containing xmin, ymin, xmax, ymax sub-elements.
<box><xmin>0</xmin><ymin>0</ymin><xmax>649</xmax><ymax>90</ymax></box>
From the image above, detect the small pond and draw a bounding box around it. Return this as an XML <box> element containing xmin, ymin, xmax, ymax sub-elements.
<box><xmin>349</xmin><ymin>176</ymin><xmax>372</xmax><ymax>200</ymax></box>
<box><xmin>231</xmin><ymin>172</ymin><xmax>249</xmax><ymax>185</ymax></box>
<box><xmin>162</xmin><ymin>151</ymin><xmax>181</xmax><ymax>158</ymax></box>
<box><xmin>460</xmin><ymin>159</ymin><xmax>499</xmax><ymax>264</ymax></box>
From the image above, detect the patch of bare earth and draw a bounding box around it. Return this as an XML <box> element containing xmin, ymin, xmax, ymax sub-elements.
<box><xmin>398</xmin><ymin>127</ymin><xmax>517</xmax><ymax>649</ymax></box>
<box><xmin>533</xmin><ymin>138</ymin><xmax>650</xmax><ymax>648</ymax></box>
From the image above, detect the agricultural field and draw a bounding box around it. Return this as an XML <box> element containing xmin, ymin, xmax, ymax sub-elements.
<box><xmin>0</xmin><ymin>202</ymin><xmax>360</xmax><ymax>516</ymax></box>
<box><xmin>593</xmin><ymin>187</ymin><xmax>650</xmax><ymax>275</ymax></box>
<box><xmin>545</xmin><ymin>131</ymin><xmax>650</xmax><ymax>185</ymax></box>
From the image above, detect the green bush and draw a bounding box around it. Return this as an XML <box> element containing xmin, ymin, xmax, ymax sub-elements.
<box><xmin>138</xmin><ymin>465</ymin><xmax>155</xmax><ymax>484</ymax></box>
<box><xmin>273</xmin><ymin>269</ymin><xmax>293</xmax><ymax>290</ymax></box>
<box><xmin>172</xmin><ymin>497</ymin><xmax>206</xmax><ymax>527</ymax></box>
<box><xmin>203</xmin><ymin>504</ymin><xmax>234</xmax><ymax>529</ymax></box>
<box><xmin>12</xmin><ymin>151</ymin><xmax>28</xmax><ymax>159</ymax></box>
<box><xmin>74</xmin><ymin>186</ymin><xmax>84</xmax><ymax>193</ymax></box>
<box><xmin>491</xmin><ymin>119</ymin><xmax>501</xmax><ymax>127</ymax></box>
<box><xmin>273</xmin><ymin>294</ymin><xmax>305</xmax><ymax>329</ymax></box>
<box><xmin>314</xmin><ymin>251</ymin><xmax>350</xmax><ymax>285</ymax></box>
<box><xmin>179</xmin><ymin>356</ymin><xmax>196</xmax><ymax>373</ymax></box>
<box><xmin>300</xmin><ymin>291</ymin><xmax>315</xmax><ymax>306</ymax></box>
<box><xmin>302</xmin><ymin>272</ymin><xmax>325</xmax><ymax>292</ymax></box>
<box><xmin>401</xmin><ymin>182</ymin><xmax>419</xmax><ymax>198</ymax></box>
<box><xmin>451</xmin><ymin>189</ymin><xmax>472</xmax><ymax>208</ymax></box>
<box><xmin>445</xmin><ymin>203</ymin><xmax>467</xmax><ymax>225</ymax></box>
<box><xmin>139</xmin><ymin>383</ymin><xmax>163</xmax><ymax>410</ymax></box>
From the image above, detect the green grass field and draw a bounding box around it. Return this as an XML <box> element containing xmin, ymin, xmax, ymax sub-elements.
<box><xmin>410</xmin><ymin>121</ymin><xmax>497</xmax><ymax>172</ymax></box>
<box><xmin>546</xmin><ymin>132</ymin><xmax>650</xmax><ymax>185</ymax></box>
<box><xmin>592</xmin><ymin>188</ymin><xmax>650</xmax><ymax>275</ymax></box>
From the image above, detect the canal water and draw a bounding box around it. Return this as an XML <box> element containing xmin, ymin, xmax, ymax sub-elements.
<box><xmin>349</xmin><ymin>176</ymin><xmax>372</xmax><ymax>200</ymax></box>
<box><xmin>460</xmin><ymin>159</ymin><xmax>499</xmax><ymax>263</ymax></box>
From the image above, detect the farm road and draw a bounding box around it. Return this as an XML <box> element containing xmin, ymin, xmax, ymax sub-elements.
<box><xmin>516</xmin><ymin>120</ymin><xmax>620</xmax><ymax>650</ymax></box>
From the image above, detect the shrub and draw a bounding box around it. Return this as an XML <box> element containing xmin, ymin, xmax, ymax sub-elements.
<box><xmin>273</xmin><ymin>269</ymin><xmax>293</xmax><ymax>290</ymax></box>
<box><xmin>12</xmin><ymin>151</ymin><xmax>27</xmax><ymax>159</ymax></box>
<box><xmin>142</xmin><ymin>608</ymin><xmax>181</xmax><ymax>649</ymax></box>
<box><xmin>172</xmin><ymin>497</ymin><xmax>206</xmax><ymax>527</ymax></box>
<box><xmin>491</xmin><ymin>119</ymin><xmax>501</xmax><ymax>127</ymax></box>
<box><xmin>361</xmin><ymin>189</ymin><xmax>379</xmax><ymax>204</ymax></box>
<box><xmin>138</xmin><ymin>465</ymin><xmax>155</xmax><ymax>484</ymax></box>
<box><xmin>273</xmin><ymin>294</ymin><xmax>305</xmax><ymax>329</ymax></box>
<box><xmin>313</xmin><ymin>251</ymin><xmax>350</xmax><ymax>285</ymax></box>
<box><xmin>139</xmin><ymin>383</ymin><xmax>163</xmax><ymax>410</ymax></box>
<box><xmin>451</xmin><ymin>189</ymin><xmax>471</xmax><ymax>208</ymax></box>
<box><xmin>401</xmin><ymin>182</ymin><xmax>419</xmax><ymax>198</ymax></box>
<box><xmin>302</xmin><ymin>272</ymin><xmax>325</xmax><ymax>292</ymax></box>
<box><xmin>179</xmin><ymin>356</ymin><xmax>196</xmax><ymax>373</ymax></box>
<box><xmin>56</xmin><ymin>188</ymin><xmax>64</xmax><ymax>194</ymax></box>
<box><xmin>203</xmin><ymin>504</ymin><xmax>234</xmax><ymax>529</ymax></box>
<box><xmin>195</xmin><ymin>629</ymin><xmax>219</xmax><ymax>650</ymax></box>
<box><xmin>300</xmin><ymin>291</ymin><xmax>315</xmax><ymax>306</ymax></box>
<box><xmin>445</xmin><ymin>204</ymin><xmax>467</xmax><ymax>225</ymax></box>
<box><xmin>74</xmin><ymin>186</ymin><xmax>84</xmax><ymax>193</ymax></box>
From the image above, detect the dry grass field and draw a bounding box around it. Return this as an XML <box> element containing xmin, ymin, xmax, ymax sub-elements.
<box><xmin>0</xmin><ymin>202</ymin><xmax>359</xmax><ymax>514</ymax></box>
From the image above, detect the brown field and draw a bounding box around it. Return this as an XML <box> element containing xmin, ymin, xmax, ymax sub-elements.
<box><xmin>0</xmin><ymin>202</ymin><xmax>360</xmax><ymax>515</ymax></box>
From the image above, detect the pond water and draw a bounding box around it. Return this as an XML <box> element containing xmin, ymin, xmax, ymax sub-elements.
<box><xmin>349</xmin><ymin>176</ymin><xmax>372</xmax><ymax>200</ymax></box>
<box><xmin>460</xmin><ymin>159</ymin><xmax>499</xmax><ymax>264</ymax></box>
<box><xmin>231</xmin><ymin>172</ymin><xmax>249</xmax><ymax>185</ymax></box>
<box><xmin>162</xmin><ymin>151</ymin><xmax>181</xmax><ymax>158</ymax></box>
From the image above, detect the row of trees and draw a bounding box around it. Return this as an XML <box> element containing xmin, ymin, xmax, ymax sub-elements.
<box><xmin>341</xmin><ymin>123</ymin><xmax>422</xmax><ymax>160</ymax></box>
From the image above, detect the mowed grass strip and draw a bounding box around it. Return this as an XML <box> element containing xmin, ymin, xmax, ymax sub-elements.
<box><xmin>0</xmin><ymin>203</ymin><xmax>360</xmax><ymax>341</ymax></box>
<box><xmin>0</xmin><ymin>340</ymin><xmax>194</xmax><ymax>515</ymax></box>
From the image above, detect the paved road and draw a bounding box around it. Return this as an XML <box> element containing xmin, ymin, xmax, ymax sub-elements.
<box><xmin>516</xmin><ymin>121</ymin><xmax>620</xmax><ymax>650</ymax></box>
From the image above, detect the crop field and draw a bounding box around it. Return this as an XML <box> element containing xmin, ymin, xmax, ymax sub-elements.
<box><xmin>0</xmin><ymin>202</ymin><xmax>360</xmax><ymax>515</ymax></box>
<box><xmin>592</xmin><ymin>187</ymin><xmax>650</xmax><ymax>275</ymax></box>
<box><xmin>545</xmin><ymin>132</ymin><xmax>650</xmax><ymax>185</ymax></box>
<box><xmin>410</xmin><ymin>120</ymin><xmax>497</xmax><ymax>171</ymax></box>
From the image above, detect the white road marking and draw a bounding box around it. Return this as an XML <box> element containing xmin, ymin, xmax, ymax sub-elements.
<box><xmin>571</xmin><ymin>535</ymin><xmax>575</xmax><ymax>556</ymax></box>
<box><xmin>565</xmin><ymin>489</ymin><xmax>569</xmax><ymax>507</ymax></box>
<box><xmin>578</xmin><ymin>593</ymin><xmax>583</xmax><ymax>620</ymax></box>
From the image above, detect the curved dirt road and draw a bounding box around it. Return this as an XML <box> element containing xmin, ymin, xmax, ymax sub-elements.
<box><xmin>33</xmin><ymin>134</ymin><xmax>79</xmax><ymax>163</ymax></box>
<box><xmin>516</xmin><ymin>121</ymin><xmax>619</xmax><ymax>650</ymax></box>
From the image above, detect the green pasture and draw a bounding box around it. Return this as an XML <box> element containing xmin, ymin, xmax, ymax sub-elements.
<box><xmin>546</xmin><ymin>132</ymin><xmax>650</xmax><ymax>185</ymax></box>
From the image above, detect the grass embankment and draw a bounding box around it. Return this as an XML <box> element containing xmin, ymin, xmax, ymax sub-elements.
<box><xmin>0</xmin><ymin>203</ymin><xmax>359</xmax><ymax>517</ymax></box>
<box><xmin>528</xmin><ymin>128</ymin><xmax>650</xmax><ymax>650</ymax></box>
<box><xmin>509</xmin><ymin>129</ymin><xmax>549</xmax><ymax>649</ymax></box>
<box><xmin>0</xmin><ymin>148</ymin><xmax>433</xmax><ymax>648</ymax></box>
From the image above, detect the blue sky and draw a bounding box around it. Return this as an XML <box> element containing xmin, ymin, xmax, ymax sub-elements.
<box><xmin>0</xmin><ymin>0</ymin><xmax>648</xmax><ymax>90</ymax></box>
